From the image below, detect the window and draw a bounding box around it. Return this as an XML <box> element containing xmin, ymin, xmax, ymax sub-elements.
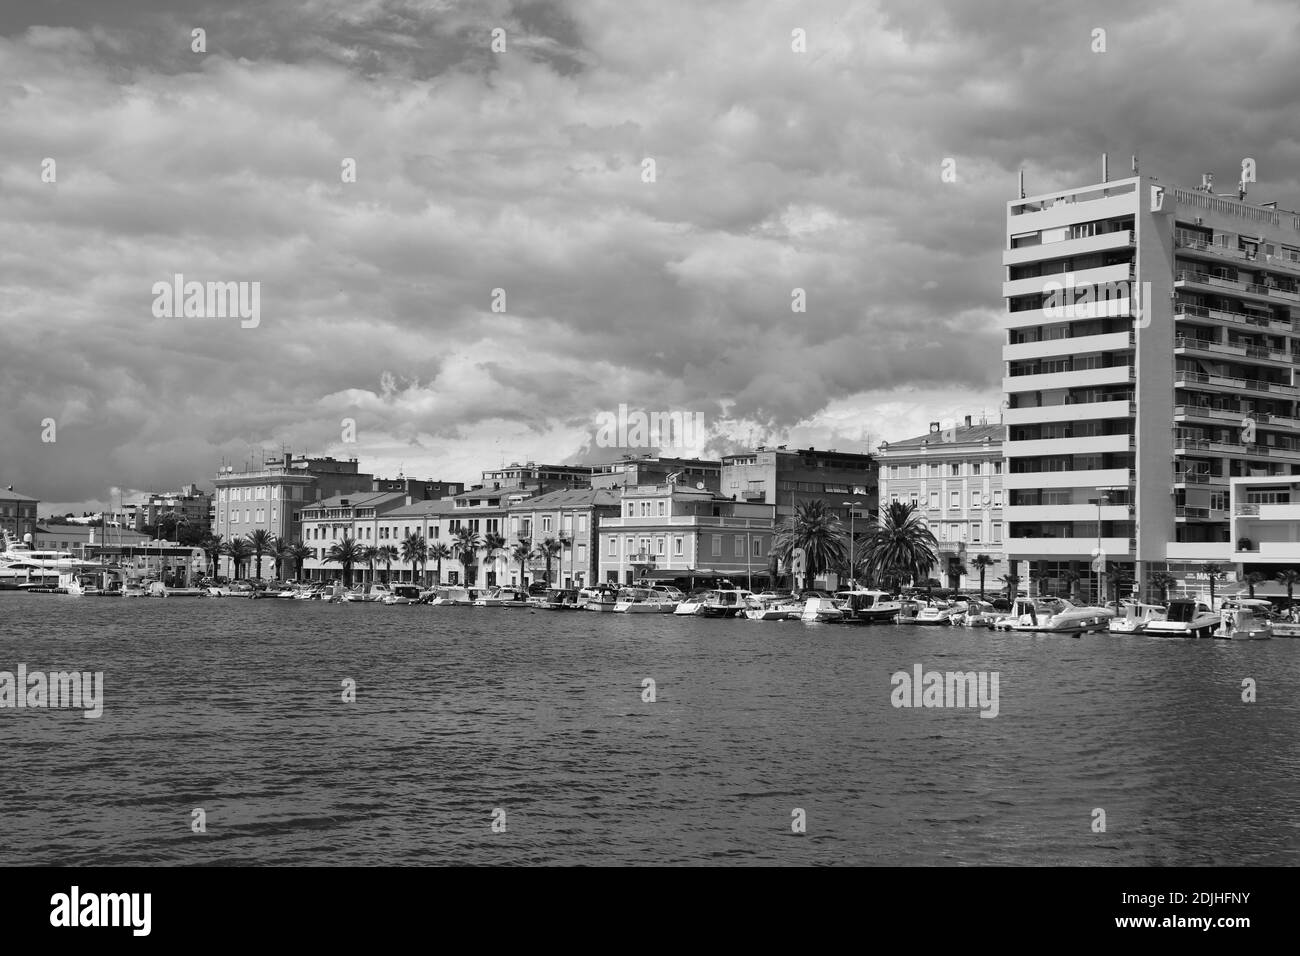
<box><xmin>577</xmin><ymin>544</ymin><xmax>586</xmax><ymax>564</ymax></box>
<box><xmin>711</xmin><ymin>535</ymin><xmax>721</xmax><ymax>556</ymax></box>
<box><xmin>993</xmin><ymin>490</ymin><xmax>1003</xmax><ymax>508</ymax></box>
<box><xmin>734</xmin><ymin>536</ymin><xmax>744</xmax><ymax>556</ymax></box>
<box><xmin>950</xmin><ymin>463</ymin><xmax>961</xmax><ymax>477</ymax></box>
<box><xmin>674</xmin><ymin>537</ymin><xmax>684</xmax><ymax>556</ymax></box>
<box><xmin>578</xmin><ymin>515</ymin><xmax>587</xmax><ymax>533</ymax></box>
<box><xmin>657</xmin><ymin>501</ymin><xmax>666</xmax><ymax>516</ymax></box>
<box><xmin>993</xmin><ymin>462</ymin><xmax>1003</xmax><ymax>475</ymax></box>
<box><xmin>542</xmin><ymin>516</ymin><xmax>552</xmax><ymax>533</ymax></box>
<box><xmin>655</xmin><ymin>537</ymin><xmax>665</xmax><ymax>555</ymax></box>
<box><xmin>638</xmin><ymin>537</ymin><xmax>650</xmax><ymax>555</ymax></box>
<box><xmin>929</xmin><ymin>491</ymin><xmax>939</xmax><ymax>510</ymax></box>
<box><xmin>929</xmin><ymin>464</ymin><xmax>941</xmax><ymax>477</ymax></box>
<box><xmin>752</xmin><ymin>538</ymin><xmax>763</xmax><ymax>557</ymax></box>
<box><xmin>626</xmin><ymin>503</ymin><xmax>634</xmax><ymax>517</ymax></box>
<box><xmin>608</xmin><ymin>538</ymin><xmax>617</xmax><ymax>557</ymax></box>
<box><xmin>909</xmin><ymin>492</ymin><xmax>919</xmax><ymax>509</ymax></box>
<box><xmin>950</xmin><ymin>491</ymin><xmax>960</xmax><ymax>510</ymax></box>
<box><xmin>972</xmin><ymin>463</ymin><xmax>981</xmax><ymax>476</ymax></box>
<box><xmin>625</xmin><ymin>537</ymin><xmax>634</xmax><ymax>555</ymax></box>
<box><xmin>992</xmin><ymin>524</ymin><xmax>1003</xmax><ymax>544</ymax></box>
<box><xmin>949</xmin><ymin>524</ymin><xmax>959</xmax><ymax>540</ymax></box>
<box><xmin>972</xmin><ymin>525</ymin><xmax>981</xmax><ymax>543</ymax></box>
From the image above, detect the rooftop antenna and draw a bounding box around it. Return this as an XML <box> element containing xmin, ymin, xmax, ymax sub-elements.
<box><xmin>1101</xmin><ymin>152</ymin><xmax>1108</xmax><ymax>183</ymax></box>
<box><xmin>1131</xmin><ymin>153</ymin><xmax>1138</xmax><ymax>174</ymax></box>
<box><xmin>1018</xmin><ymin>169</ymin><xmax>1025</xmax><ymax>199</ymax></box>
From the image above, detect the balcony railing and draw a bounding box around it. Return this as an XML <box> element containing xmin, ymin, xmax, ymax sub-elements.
<box><xmin>1173</xmin><ymin>370</ymin><xmax>1294</xmax><ymax>394</ymax></box>
<box><xmin>1236</xmin><ymin>504</ymin><xmax>1261</xmax><ymax>516</ymax></box>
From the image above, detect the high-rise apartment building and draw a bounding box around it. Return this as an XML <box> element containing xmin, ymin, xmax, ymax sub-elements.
<box><xmin>1004</xmin><ymin>165</ymin><xmax>1300</xmax><ymax>599</ymax></box>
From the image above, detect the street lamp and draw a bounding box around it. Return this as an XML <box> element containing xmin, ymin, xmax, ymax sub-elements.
<box><xmin>842</xmin><ymin>501</ymin><xmax>861</xmax><ymax>588</ymax></box>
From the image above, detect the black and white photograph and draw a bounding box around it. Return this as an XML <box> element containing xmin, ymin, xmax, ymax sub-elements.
<box><xmin>0</xmin><ymin>0</ymin><xmax>1294</xmax><ymax>928</ymax></box>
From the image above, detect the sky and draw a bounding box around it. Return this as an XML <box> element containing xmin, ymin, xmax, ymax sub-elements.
<box><xmin>4</xmin><ymin>0</ymin><xmax>1300</xmax><ymax>513</ymax></box>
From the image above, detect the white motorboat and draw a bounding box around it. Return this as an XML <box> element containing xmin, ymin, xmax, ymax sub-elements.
<box><xmin>382</xmin><ymin>584</ymin><xmax>423</xmax><ymax>605</ymax></box>
<box><xmin>1108</xmin><ymin>602</ymin><xmax>1168</xmax><ymax>634</ymax></box>
<box><xmin>743</xmin><ymin>594</ymin><xmax>803</xmax><ymax>620</ymax></box>
<box><xmin>0</xmin><ymin>531</ymin><xmax>84</xmax><ymax>588</ymax></box>
<box><xmin>835</xmin><ymin>590</ymin><xmax>902</xmax><ymax>624</ymax></box>
<box><xmin>673</xmin><ymin>590</ymin><xmax>713</xmax><ymax>616</ymax></box>
<box><xmin>699</xmin><ymin>588</ymin><xmax>753</xmax><ymax>618</ymax></box>
<box><xmin>580</xmin><ymin>584</ymin><xmax>621</xmax><ymax>612</ymax></box>
<box><xmin>1217</xmin><ymin>600</ymin><xmax>1272</xmax><ymax>640</ymax></box>
<box><xmin>912</xmin><ymin>603</ymin><xmax>953</xmax><ymax>626</ymax></box>
<box><xmin>613</xmin><ymin>586</ymin><xmax>678</xmax><ymax>613</ymax></box>
<box><xmin>993</xmin><ymin>597</ymin><xmax>1115</xmax><ymax>633</ymax></box>
<box><xmin>474</xmin><ymin>586</ymin><xmax>530</xmax><ymax>607</ymax></box>
<box><xmin>426</xmin><ymin>585</ymin><xmax>473</xmax><ymax>606</ymax></box>
<box><xmin>1143</xmin><ymin>599</ymin><xmax>1220</xmax><ymax>639</ymax></box>
<box><xmin>800</xmin><ymin>596</ymin><xmax>845</xmax><ymax>623</ymax></box>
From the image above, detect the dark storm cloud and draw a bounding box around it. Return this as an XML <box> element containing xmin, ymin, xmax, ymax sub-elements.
<box><xmin>4</xmin><ymin>0</ymin><xmax>1300</xmax><ymax>507</ymax></box>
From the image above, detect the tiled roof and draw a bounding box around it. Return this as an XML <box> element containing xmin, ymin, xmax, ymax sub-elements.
<box><xmin>885</xmin><ymin>422</ymin><xmax>1003</xmax><ymax>449</ymax></box>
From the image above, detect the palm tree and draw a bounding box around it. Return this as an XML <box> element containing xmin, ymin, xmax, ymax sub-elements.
<box><xmin>773</xmin><ymin>500</ymin><xmax>849</xmax><ymax>590</ymax></box>
<box><xmin>1275</xmin><ymin>568</ymin><xmax>1300</xmax><ymax>607</ymax></box>
<box><xmin>1105</xmin><ymin>566</ymin><xmax>1129</xmax><ymax>604</ymax></box>
<box><xmin>511</xmin><ymin>538</ymin><xmax>535</xmax><ymax>587</ymax></box>
<box><xmin>1203</xmin><ymin>563</ymin><xmax>1225</xmax><ymax>610</ymax></box>
<box><xmin>375</xmin><ymin>544</ymin><xmax>398</xmax><ymax>583</ymax></box>
<box><xmin>401</xmin><ymin>532</ymin><xmax>427</xmax><ymax>585</ymax></box>
<box><xmin>359</xmin><ymin>545</ymin><xmax>378</xmax><ymax>585</ymax></box>
<box><xmin>245</xmin><ymin>529</ymin><xmax>276</xmax><ymax>581</ymax></box>
<box><xmin>324</xmin><ymin>537</ymin><xmax>365</xmax><ymax>587</ymax></box>
<box><xmin>222</xmin><ymin>538</ymin><xmax>253</xmax><ymax>581</ymax></box>
<box><xmin>482</xmin><ymin>532</ymin><xmax>508</xmax><ymax>585</ymax></box>
<box><xmin>972</xmin><ymin>553</ymin><xmax>995</xmax><ymax>600</ymax></box>
<box><xmin>288</xmin><ymin>541</ymin><xmax>312</xmax><ymax>582</ymax></box>
<box><xmin>947</xmin><ymin>560</ymin><xmax>968</xmax><ymax>593</ymax></box>
<box><xmin>537</xmin><ymin>537</ymin><xmax>564</xmax><ymax>585</ymax></box>
<box><xmin>857</xmin><ymin>501</ymin><xmax>935</xmax><ymax>591</ymax></box>
<box><xmin>1150</xmin><ymin>571</ymin><xmax>1177</xmax><ymax>604</ymax></box>
<box><xmin>272</xmin><ymin>540</ymin><xmax>293</xmax><ymax>582</ymax></box>
<box><xmin>452</xmin><ymin>528</ymin><xmax>483</xmax><ymax>586</ymax></box>
<box><xmin>1000</xmin><ymin>571</ymin><xmax>1021</xmax><ymax>602</ymax></box>
<box><xmin>199</xmin><ymin>533</ymin><xmax>224</xmax><ymax>580</ymax></box>
<box><xmin>1059</xmin><ymin>568</ymin><xmax>1081</xmax><ymax>600</ymax></box>
<box><xmin>1244</xmin><ymin>570</ymin><xmax>1267</xmax><ymax>599</ymax></box>
<box><xmin>428</xmin><ymin>542</ymin><xmax>451</xmax><ymax>585</ymax></box>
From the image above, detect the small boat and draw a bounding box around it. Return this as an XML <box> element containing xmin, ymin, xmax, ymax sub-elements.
<box><xmin>581</xmin><ymin>584</ymin><xmax>622</xmax><ymax>612</ymax></box>
<box><xmin>426</xmin><ymin>585</ymin><xmax>473</xmax><ymax>606</ymax></box>
<box><xmin>699</xmin><ymin>588</ymin><xmax>753</xmax><ymax>618</ymax></box>
<box><xmin>531</xmin><ymin>587</ymin><xmax>584</xmax><ymax>610</ymax></box>
<box><xmin>1108</xmin><ymin>602</ymin><xmax>1168</xmax><ymax>634</ymax></box>
<box><xmin>993</xmin><ymin>597</ymin><xmax>1115</xmax><ymax>633</ymax></box>
<box><xmin>800</xmin><ymin>596</ymin><xmax>845</xmax><ymax>623</ymax></box>
<box><xmin>672</xmin><ymin>590</ymin><xmax>713</xmax><ymax>616</ymax></box>
<box><xmin>1217</xmin><ymin>600</ymin><xmax>1272</xmax><ymax>640</ymax></box>
<box><xmin>613</xmin><ymin>586</ymin><xmax>678</xmax><ymax>613</ymax></box>
<box><xmin>743</xmin><ymin>594</ymin><xmax>804</xmax><ymax>620</ymax></box>
<box><xmin>959</xmin><ymin>600</ymin><xmax>1001</xmax><ymax>628</ymax></box>
<box><xmin>382</xmin><ymin>584</ymin><xmax>423</xmax><ymax>605</ymax></box>
<box><xmin>474</xmin><ymin>586</ymin><xmax>530</xmax><ymax>607</ymax></box>
<box><xmin>835</xmin><ymin>590</ymin><xmax>902</xmax><ymax>624</ymax></box>
<box><xmin>912</xmin><ymin>603</ymin><xmax>953</xmax><ymax>626</ymax></box>
<box><xmin>1143</xmin><ymin>599</ymin><xmax>1220</xmax><ymax>639</ymax></box>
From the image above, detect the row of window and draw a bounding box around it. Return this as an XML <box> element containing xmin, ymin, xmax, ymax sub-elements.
<box><xmin>890</xmin><ymin>490</ymin><xmax>1004</xmax><ymax>509</ymax></box>
<box><xmin>221</xmin><ymin>508</ymin><xmax>275</xmax><ymax>525</ymax></box>
<box><xmin>603</xmin><ymin>535</ymin><xmax>766</xmax><ymax>558</ymax></box>
<box><xmin>885</xmin><ymin>462</ymin><xmax>1003</xmax><ymax>479</ymax></box>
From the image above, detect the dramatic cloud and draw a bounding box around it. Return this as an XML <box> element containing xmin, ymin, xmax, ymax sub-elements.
<box><xmin>3</xmin><ymin>0</ymin><xmax>1300</xmax><ymax>508</ymax></box>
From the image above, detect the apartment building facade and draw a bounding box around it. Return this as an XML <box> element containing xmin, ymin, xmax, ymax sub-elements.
<box><xmin>876</xmin><ymin>418</ymin><xmax>1007</xmax><ymax>592</ymax></box>
<box><xmin>719</xmin><ymin>446</ymin><xmax>878</xmax><ymax>527</ymax></box>
<box><xmin>597</xmin><ymin>484</ymin><xmax>776</xmax><ymax>587</ymax></box>
<box><xmin>588</xmin><ymin>455</ymin><xmax>721</xmax><ymax>492</ymax></box>
<box><xmin>0</xmin><ymin>487</ymin><xmax>39</xmax><ymax>542</ymax></box>
<box><xmin>121</xmin><ymin>483</ymin><xmax>213</xmax><ymax>535</ymax></box>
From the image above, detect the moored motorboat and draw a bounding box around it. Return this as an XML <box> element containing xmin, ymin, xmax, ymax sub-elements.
<box><xmin>1108</xmin><ymin>602</ymin><xmax>1168</xmax><ymax>634</ymax></box>
<box><xmin>382</xmin><ymin>584</ymin><xmax>423</xmax><ymax>605</ymax></box>
<box><xmin>993</xmin><ymin>597</ymin><xmax>1115</xmax><ymax>633</ymax></box>
<box><xmin>1143</xmin><ymin>599</ymin><xmax>1220</xmax><ymax>639</ymax></box>
<box><xmin>835</xmin><ymin>589</ymin><xmax>902</xmax><ymax>624</ymax></box>
<box><xmin>800</xmin><ymin>596</ymin><xmax>844</xmax><ymax>622</ymax></box>
<box><xmin>426</xmin><ymin>585</ymin><xmax>473</xmax><ymax>606</ymax></box>
<box><xmin>912</xmin><ymin>603</ymin><xmax>953</xmax><ymax>626</ymax></box>
<box><xmin>613</xmin><ymin>586</ymin><xmax>678</xmax><ymax>613</ymax></box>
<box><xmin>699</xmin><ymin>588</ymin><xmax>753</xmax><ymax>618</ymax></box>
<box><xmin>581</xmin><ymin>584</ymin><xmax>622</xmax><ymax>612</ymax></box>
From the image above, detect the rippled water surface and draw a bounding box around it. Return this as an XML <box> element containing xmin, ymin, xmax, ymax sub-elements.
<box><xmin>1</xmin><ymin>594</ymin><xmax>1297</xmax><ymax>865</ymax></box>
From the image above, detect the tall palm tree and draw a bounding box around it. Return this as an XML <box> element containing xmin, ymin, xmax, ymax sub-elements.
<box><xmin>222</xmin><ymin>538</ymin><xmax>253</xmax><ymax>581</ymax></box>
<box><xmin>482</xmin><ymin>532</ymin><xmax>507</xmax><ymax>585</ymax></box>
<box><xmin>972</xmin><ymin>553</ymin><xmax>995</xmax><ymax>600</ymax></box>
<box><xmin>1203</xmin><ymin>563</ymin><xmax>1225</xmax><ymax>610</ymax></box>
<box><xmin>452</xmin><ymin>528</ymin><xmax>483</xmax><ymax>586</ymax></box>
<box><xmin>773</xmin><ymin>500</ymin><xmax>849</xmax><ymax>590</ymax></box>
<box><xmin>1000</xmin><ymin>571</ymin><xmax>1021</xmax><ymax>602</ymax></box>
<box><xmin>1244</xmin><ymin>570</ymin><xmax>1267</xmax><ymax>599</ymax></box>
<box><xmin>376</xmin><ymin>544</ymin><xmax>398</xmax><ymax>583</ymax></box>
<box><xmin>511</xmin><ymin>538</ymin><xmax>536</xmax><ymax>587</ymax></box>
<box><xmin>1105</xmin><ymin>566</ymin><xmax>1129</xmax><ymax>604</ymax></box>
<box><xmin>1275</xmin><ymin>568</ymin><xmax>1300</xmax><ymax>607</ymax></box>
<box><xmin>428</xmin><ymin>542</ymin><xmax>451</xmax><ymax>585</ymax></box>
<box><xmin>401</xmin><ymin>532</ymin><xmax>427</xmax><ymax>585</ymax></box>
<box><xmin>1059</xmin><ymin>568</ymin><xmax>1081</xmax><ymax>600</ymax></box>
<box><xmin>1150</xmin><ymin>571</ymin><xmax>1177</xmax><ymax>604</ymax></box>
<box><xmin>245</xmin><ymin>529</ymin><xmax>276</xmax><ymax>581</ymax></box>
<box><xmin>199</xmin><ymin>533</ymin><xmax>224</xmax><ymax>580</ymax></box>
<box><xmin>288</xmin><ymin>541</ymin><xmax>312</xmax><ymax>582</ymax></box>
<box><xmin>857</xmin><ymin>501</ymin><xmax>935</xmax><ymax>591</ymax></box>
<box><xmin>359</xmin><ymin>545</ymin><xmax>378</xmax><ymax>585</ymax></box>
<box><xmin>537</xmin><ymin>537</ymin><xmax>563</xmax><ymax>585</ymax></box>
<box><xmin>947</xmin><ymin>560</ymin><xmax>968</xmax><ymax>593</ymax></box>
<box><xmin>272</xmin><ymin>540</ymin><xmax>293</xmax><ymax>581</ymax></box>
<box><xmin>325</xmin><ymin>537</ymin><xmax>365</xmax><ymax>587</ymax></box>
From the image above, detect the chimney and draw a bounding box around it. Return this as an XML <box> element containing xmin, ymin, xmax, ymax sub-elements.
<box><xmin>964</xmin><ymin>415</ymin><xmax>972</xmax><ymax>428</ymax></box>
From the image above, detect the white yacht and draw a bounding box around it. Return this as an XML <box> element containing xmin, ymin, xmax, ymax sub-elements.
<box><xmin>993</xmin><ymin>597</ymin><xmax>1115</xmax><ymax>633</ymax></box>
<box><xmin>613</xmin><ymin>586</ymin><xmax>678</xmax><ymax>613</ymax></box>
<box><xmin>673</xmin><ymin>590</ymin><xmax>713</xmax><ymax>616</ymax></box>
<box><xmin>0</xmin><ymin>531</ymin><xmax>81</xmax><ymax>588</ymax></box>
<box><xmin>1108</xmin><ymin>602</ymin><xmax>1168</xmax><ymax>634</ymax></box>
<box><xmin>1142</xmin><ymin>599</ymin><xmax>1220</xmax><ymax>639</ymax></box>
<box><xmin>426</xmin><ymin>585</ymin><xmax>473</xmax><ymax>606</ymax></box>
<box><xmin>800</xmin><ymin>596</ymin><xmax>845</xmax><ymax>623</ymax></box>
<box><xmin>835</xmin><ymin>590</ymin><xmax>903</xmax><ymax>624</ymax></box>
